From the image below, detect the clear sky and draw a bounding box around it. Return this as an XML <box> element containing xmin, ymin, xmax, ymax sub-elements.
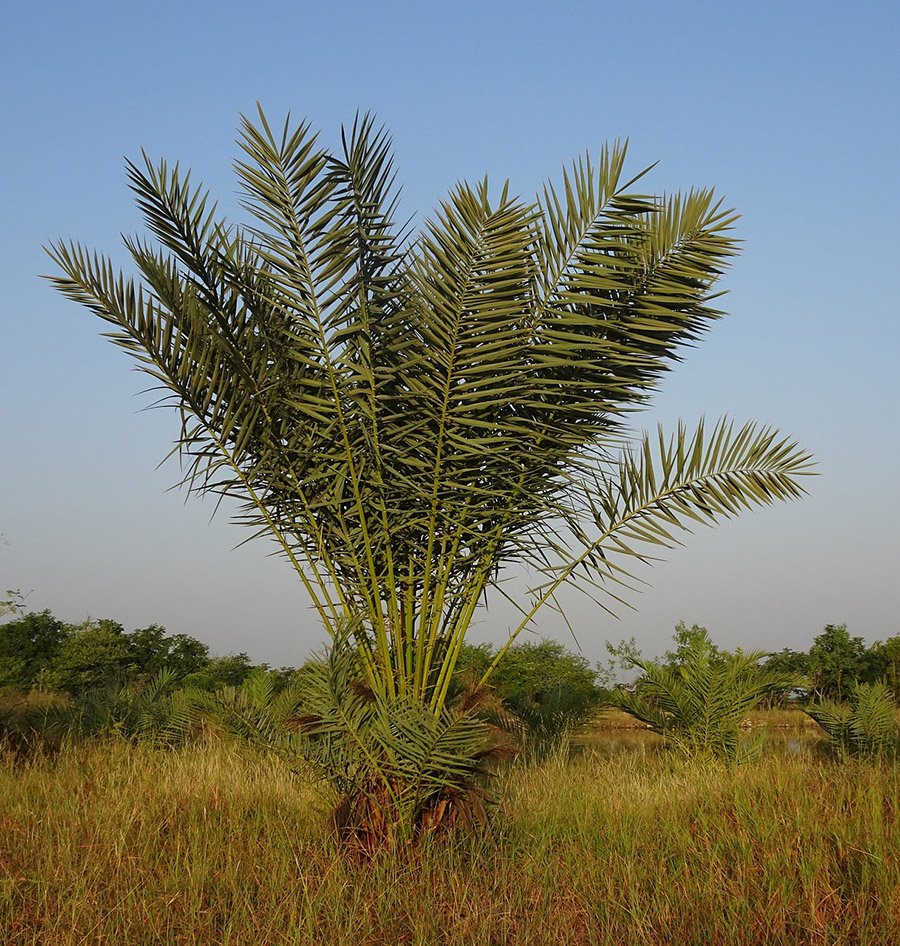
<box><xmin>2</xmin><ymin>1</ymin><xmax>898</xmax><ymax>666</ymax></box>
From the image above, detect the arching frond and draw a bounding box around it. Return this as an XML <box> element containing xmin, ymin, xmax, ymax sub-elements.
<box><xmin>586</xmin><ymin>417</ymin><xmax>812</xmax><ymax>579</ymax></box>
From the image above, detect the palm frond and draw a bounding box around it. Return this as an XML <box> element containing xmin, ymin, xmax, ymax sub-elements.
<box><xmin>585</xmin><ymin>417</ymin><xmax>812</xmax><ymax>581</ymax></box>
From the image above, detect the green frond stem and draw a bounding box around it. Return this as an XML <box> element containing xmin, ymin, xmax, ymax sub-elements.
<box><xmin>414</xmin><ymin>502</ymin><xmax>473</xmax><ymax>702</ymax></box>
<box><xmin>428</xmin><ymin>565</ymin><xmax>493</xmax><ymax>714</ymax></box>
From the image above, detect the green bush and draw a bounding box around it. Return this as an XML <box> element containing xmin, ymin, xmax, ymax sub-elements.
<box><xmin>456</xmin><ymin>640</ymin><xmax>602</xmax><ymax>755</ymax></box>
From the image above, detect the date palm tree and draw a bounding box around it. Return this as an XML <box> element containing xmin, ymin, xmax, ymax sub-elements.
<box><xmin>610</xmin><ymin>630</ymin><xmax>804</xmax><ymax>760</ymax></box>
<box><xmin>805</xmin><ymin>683</ymin><xmax>899</xmax><ymax>759</ymax></box>
<box><xmin>46</xmin><ymin>108</ymin><xmax>812</xmax><ymax>843</ymax></box>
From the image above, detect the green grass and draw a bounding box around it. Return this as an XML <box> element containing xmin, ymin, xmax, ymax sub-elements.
<box><xmin>2</xmin><ymin>739</ymin><xmax>898</xmax><ymax>945</ymax></box>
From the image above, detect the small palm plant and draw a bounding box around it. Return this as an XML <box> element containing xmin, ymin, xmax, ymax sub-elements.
<box><xmin>1</xmin><ymin>671</ymin><xmax>200</xmax><ymax>752</ymax></box>
<box><xmin>196</xmin><ymin>667</ymin><xmax>307</xmax><ymax>753</ymax></box>
<box><xmin>805</xmin><ymin>682</ymin><xmax>899</xmax><ymax>760</ymax></box>
<box><xmin>455</xmin><ymin>640</ymin><xmax>603</xmax><ymax>758</ymax></box>
<box><xmin>47</xmin><ymin>108</ymin><xmax>812</xmax><ymax>841</ymax></box>
<box><xmin>611</xmin><ymin>630</ymin><xmax>802</xmax><ymax>760</ymax></box>
<box><xmin>55</xmin><ymin>669</ymin><xmax>202</xmax><ymax>746</ymax></box>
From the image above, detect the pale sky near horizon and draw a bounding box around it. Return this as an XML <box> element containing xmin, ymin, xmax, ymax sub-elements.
<box><xmin>2</xmin><ymin>1</ymin><xmax>898</xmax><ymax>666</ymax></box>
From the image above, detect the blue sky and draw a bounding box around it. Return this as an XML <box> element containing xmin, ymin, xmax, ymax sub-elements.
<box><xmin>2</xmin><ymin>1</ymin><xmax>898</xmax><ymax>665</ymax></box>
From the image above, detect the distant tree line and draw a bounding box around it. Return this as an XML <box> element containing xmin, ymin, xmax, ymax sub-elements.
<box><xmin>762</xmin><ymin>623</ymin><xmax>900</xmax><ymax>703</ymax></box>
<box><xmin>2</xmin><ymin>612</ymin><xmax>899</xmax><ymax>763</ymax></box>
<box><xmin>2</xmin><ymin>611</ymin><xmax>897</xmax><ymax>709</ymax></box>
<box><xmin>610</xmin><ymin>620</ymin><xmax>900</xmax><ymax>704</ymax></box>
<box><xmin>0</xmin><ymin>611</ymin><xmax>271</xmax><ymax>695</ymax></box>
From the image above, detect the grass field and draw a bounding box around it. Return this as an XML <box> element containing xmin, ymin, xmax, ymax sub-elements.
<box><xmin>1</xmin><ymin>737</ymin><xmax>897</xmax><ymax>945</ymax></box>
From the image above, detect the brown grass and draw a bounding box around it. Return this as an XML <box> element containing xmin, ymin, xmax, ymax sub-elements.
<box><xmin>1</xmin><ymin>738</ymin><xmax>898</xmax><ymax>945</ymax></box>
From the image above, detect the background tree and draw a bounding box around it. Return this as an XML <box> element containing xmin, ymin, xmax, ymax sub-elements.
<box><xmin>181</xmin><ymin>652</ymin><xmax>257</xmax><ymax>690</ymax></box>
<box><xmin>602</xmin><ymin>637</ymin><xmax>643</xmax><ymax>688</ymax></box>
<box><xmin>126</xmin><ymin>624</ymin><xmax>210</xmax><ymax>679</ymax></box>
<box><xmin>0</xmin><ymin>611</ymin><xmax>68</xmax><ymax>689</ymax></box>
<box><xmin>764</xmin><ymin>647</ymin><xmax>810</xmax><ymax>679</ymax></box>
<box><xmin>457</xmin><ymin>639</ymin><xmax>602</xmax><ymax>753</ymax></box>
<box><xmin>47</xmin><ymin>108</ymin><xmax>812</xmax><ymax>840</ymax></box>
<box><xmin>664</xmin><ymin>622</ymin><xmax>720</xmax><ymax>667</ymax></box>
<box><xmin>759</xmin><ymin>646</ymin><xmax>811</xmax><ymax>706</ymax></box>
<box><xmin>41</xmin><ymin>619</ymin><xmax>132</xmax><ymax>693</ymax></box>
<box><xmin>807</xmin><ymin>624</ymin><xmax>867</xmax><ymax>701</ymax></box>
<box><xmin>867</xmin><ymin>635</ymin><xmax>900</xmax><ymax>702</ymax></box>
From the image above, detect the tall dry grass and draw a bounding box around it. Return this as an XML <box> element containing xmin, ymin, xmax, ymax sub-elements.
<box><xmin>1</xmin><ymin>738</ymin><xmax>898</xmax><ymax>945</ymax></box>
